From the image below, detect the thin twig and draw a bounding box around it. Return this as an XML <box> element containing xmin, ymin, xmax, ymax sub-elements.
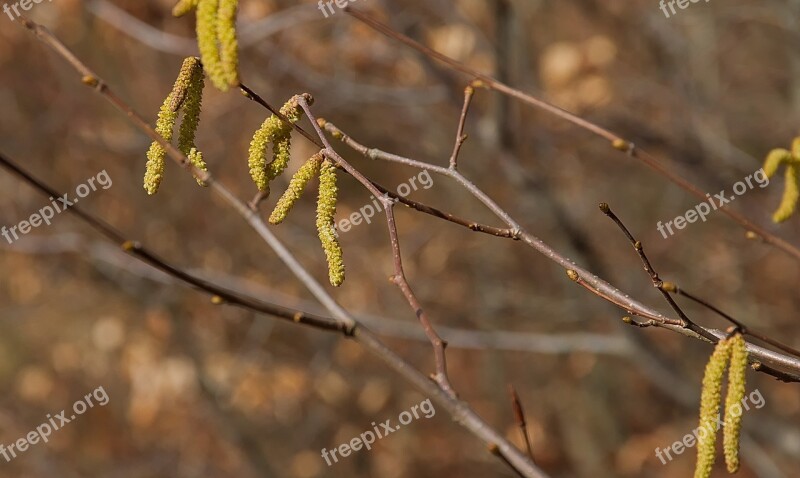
<box><xmin>449</xmin><ymin>83</ymin><xmax>476</xmax><ymax>170</ymax></box>
<box><xmin>661</xmin><ymin>283</ymin><xmax>800</xmax><ymax>359</ymax></box>
<box><xmin>751</xmin><ymin>362</ymin><xmax>800</xmax><ymax>383</ymax></box>
<box><xmin>0</xmin><ymin>151</ymin><xmax>348</xmax><ymax>333</ymax></box>
<box><xmin>598</xmin><ymin>203</ymin><xmax>719</xmax><ymax>343</ymax></box>
<box><xmin>296</xmin><ymin>97</ymin><xmax>457</xmax><ymax>398</ymax></box>
<box><xmin>565</xmin><ymin>270</ymin><xmax>672</xmax><ymax>325</ymax></box>
<box><xmin>344</xmin><ymin>7</ymin><xmax>800</xmax><ymax>263</ymax></box>
<box><xmin>508</xmin><ymin>384</ymin><xmax>535</xmax><ymax>463</ymax></box>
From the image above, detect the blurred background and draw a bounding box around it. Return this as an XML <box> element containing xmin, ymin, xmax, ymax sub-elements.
<box><xmin>1</xmin><ymin>0</ymin><xmax>799</xmax><ymax>476</ymax></box>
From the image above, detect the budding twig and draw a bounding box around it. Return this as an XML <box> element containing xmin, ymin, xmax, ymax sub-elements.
<box><xmin>598</xmin><ymin>203</ymin><xmax>718</xmax><ymax>343</ymax></box>
<box><xmin>508</xmin><ymin>385</ymin><xmax>535</xmax><ymax>463</ymax></box>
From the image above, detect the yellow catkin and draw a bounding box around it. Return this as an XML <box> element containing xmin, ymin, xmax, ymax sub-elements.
<box><xmin>177</xmin><ymin>57</ymin><xmax>204</xmax><ymax>155</ymax></box>
<box><xmin>247</xmin><ymin>118</ymin><xmax>273</xmax><ymax>192</ymax></box>
<box><xmin>145</xmin><ymin>57</ymin><xmax>207</xmax><ymax>195</ymax></box>
<box><xmin>269</xmin><ymin>152</ymin><xmax>323</xmax><ymax>225</ymax></box>
<box><xmin>172</xmin><ymin>0</ymin><xmax>199</xmax><ymax>17</ymax></box>
<box><xmin>793</xmin><ymin>137</ymin><xmax>800</xmax><ymax>159</ymax></box>
<box><xmin>196</xmin><ymin>0</ymin><xmax>228</xmax><ymax>91</ymax></box>
<box><xmin>144</xmin><ymin>99</ymin><xmax>178</xmax><ymax>195</ymax></box>
<box><xmin>247</xmin><ymin>97</ymin><xmax>304</xmax><ymax>192</ymax></box>
<box><xmin>188</xmin><ymin>148</ymin><xmax>209</xmax><ymax>186</ymax></box>
<box><xmin>267</xmin><ymin>135</ymin><xmax>293</xmax><ymax>180</ymax></box>
<box><xmin>773</xmin><ymin>164</ymin><xmax>800</xmax><ymax>223</ymax></box>
<box><xmin>762</xmin><ymin>148</ymin><xmax>792</xmax><ymax>178</ymax></box>
<box><xmin>723</xmin><ymin>334</ymin><xmax>748</xmax><ymax>473</ymax></box>
<box><xmin>694</xmin><ymin>339</ymin><xmax>732</xmax><ymax>478</ymax></box>
<box><xmin>217</xmin><ymin>0</ymin><xmax>239</xmax><ymax>88</ymax></box>
<box><xmin>316</xmin><ymin>160</ymin><xmax>344</xmax><ymax>286</ymax></box>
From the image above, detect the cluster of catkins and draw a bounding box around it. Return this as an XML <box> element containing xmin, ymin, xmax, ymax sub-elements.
<box><xmin>145</xmin><ymin>55</ymin><xmax>344</xmax><ymax>286</ymax></box>
<box><xmin>247</xmin><ymin>97</ymin><xmax>345</xmax><ymax>287</ymax></box>
<box><xmin>147</xmin><ymin>1</ymin><xmax>346</xmax><ymax>287</ymax></box>
<box><xmin>144</xmin><ymin>0</ymin><xmax>242</xmax><ymax>194</ymax></box>
<box><xmin>763</xmin><ymin>137</ymin><xmax>800</xmax><ymax>223</ymax></box>
<box><xmin>694</xmin><ymin>333</ymin><xmax>748</xmax><ymax>478</ymax></box>
<box><xmin>144</xmin><ymin>57</ymin><xmax>209</xmax><ymax>195</ymax></box>
<box><xmin>173</xmin><ymin>0</ymin><xmax>239</xmax><ymax>91</ymax></box>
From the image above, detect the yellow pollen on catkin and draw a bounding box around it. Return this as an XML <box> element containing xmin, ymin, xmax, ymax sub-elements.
<box><xmin>694</xmin><ymin>338</ymin><xmax>731</xmax><ymax>478</ymax></box>
<box><xmin>193</xmin><ymin>0</ymin><xmax>238</xmax><ymax>91</ymax></box>
<box><xmin>217</xmin><ymin>0</ymin><xmax>239</xmax><ymax>88</ymax></box>
<box><xmin>144</xmin><ymin>57</ymin><xmax>208</xmax><ymax>195</ymax></box>
<box><xmin>188</xmin><ymin>148</ymin><xmax>209</xmax><ymax>186</ymax></box>
<box><xmin>172</xmin><ymin>0</ymin><xmax>199</xmax><ymax>17</ymax></box>
<box><xmin>763</xmin><ymin>148</ymin><xmax>792</xmax><ymax>178</ymax></box>
<box><xmin>723</xmin><ymin>334</ymin><xmax>747</xmax><ymax>473</ymax></box>
<box><xmin>763</xmin><ymin>138</ymin><xmax>800</xmax><ymax>223</ymax></box>
<box><xmin>196</xmin><ymin>0</ymin><xmax>228</xmax><ymax>91</ymax></box>
<box><xmin>247</xmin><ymin>96</ymin><xmax>305</xmax><ymax>192</ymax></box>
<box><xmin>177</xmin><ymin>57</ymin><xmax>204</xmax><ymax>155</ymax></box>
<box><xmin>316</xmin><ymin>160</ymin><xmax>344</xmax><ymax>286</ymax></box>
<box><xmin>269</xmin><ymin>152</ymin><xmax>323</xmax><ymax>225</ymax></box>
<box><xmin>144</xmin><ymin>99</ymin><xmax>178</xmax><ymax>195</ymax></box>
<box><xmin>773</xmin><ymin>164</ymin><xmax>800</xmax><ymax>223</ymax></box>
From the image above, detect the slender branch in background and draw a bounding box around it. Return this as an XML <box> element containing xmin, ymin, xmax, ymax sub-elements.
<box><xmin>344</xmin><ymin>7</ymin><xmax>800</xmax><ymax>263</ymax></box>
<box><xmin>0</xmin><ymin>164</ymin><xmax>630</xmax><ymax>359</ymax></box>
<box><xmin>14</xmin><ymin>16</ymin><xmax>547</xmax><ymax>477</ymax></box>
<box><xmin>87</xmin><ymin>0</ymin><xmax>319</xmax><ymax>55</ymax></box>
<box><xmin>0</xmin><ymin>152</ymin><xmax>346</xmax><ymax>333</ymax></box>
<box><xmin>508</xmin><ymin>384</ymin><xmax>535</xmax><ymax>463</ymax></box>
<box><xmin>598</xmin><ymin>203</ymin><xmax>718</xmax><ymax>343</ymax></box>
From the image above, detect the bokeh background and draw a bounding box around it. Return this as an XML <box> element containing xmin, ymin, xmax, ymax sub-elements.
<box><xmin>1</xmin><ymin>0</ymin><xmax>799</xmax><ymax>476</ymax></box>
